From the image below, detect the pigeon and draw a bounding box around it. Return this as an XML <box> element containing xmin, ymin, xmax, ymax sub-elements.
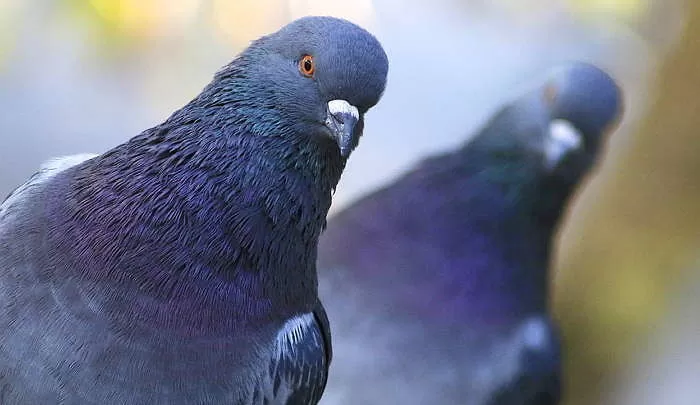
<box><xmin>317</xmin><ymin>62</ymin><xmax>622</xmax><ymax>405</ymax></box>
<box><xmin>0</xmin><ymin>16</ymin><xmax>388</xmax><ymax>405</ymax></box>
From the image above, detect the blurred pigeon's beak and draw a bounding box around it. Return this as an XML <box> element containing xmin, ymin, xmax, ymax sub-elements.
<box><xmin>544</xmin><ymin>119</ymin><xmax>582</xmax><ymax>169</ymax></box>
<box><xmin>326</xmin><ymin>100</ymin><xmax>360</xmax><ymax>157</ymax></box>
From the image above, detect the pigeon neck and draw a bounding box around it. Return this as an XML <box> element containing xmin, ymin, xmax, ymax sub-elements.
<box><xmin>345</xmin><ymin>149</ymin><xmax>566</xmax><ymax>324</ymax></box>
<box><xmin>461</xmin><ymin>144</ymin><xmax>575</xmax><ymax>233</ymax></box>
<box><xmin>55</xmin><ymin>115</ymin><xmax>343</xmax><ymax>327</ymax></box>
<box><xmin>417</xmin><ymin>181</ymin><xmax>556</xmax><ymax>324</ymax></box>
<box><xmin>438</xmin><ymin>150</ymin><xmax>576</xmax><ymax>322</ymax></box>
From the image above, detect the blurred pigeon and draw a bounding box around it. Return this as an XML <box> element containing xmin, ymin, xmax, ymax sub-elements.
<box><xmin>318</xmin><ymin>62</ymin><xmax>621</xmax><ymax>405</ymax></box>
<box><xmin>0</xmin><ymin>16</ymin><xmax>387</xmax><ymax>405</ymax></box>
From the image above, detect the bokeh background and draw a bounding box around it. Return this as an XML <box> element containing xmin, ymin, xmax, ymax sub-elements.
<box><xmin>0</xmin><ymin>0</ymin><xmax>697</xmax><ymax>404</ymax></box>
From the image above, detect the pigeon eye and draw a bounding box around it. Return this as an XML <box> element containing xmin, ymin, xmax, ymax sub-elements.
<box><xmin>299</xmin><ymin>55</ymin><xmax>315</xmax><ymax>77</ymax></box>
<box><xmin>543</xmin><ymin>83</ymin><xmax>558</xmax><ymax>105</ymax></box>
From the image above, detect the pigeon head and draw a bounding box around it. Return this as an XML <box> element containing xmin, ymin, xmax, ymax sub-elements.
<box><xmin>209</xmin><ymin>16</ymin><xmax>389</xmax><ymax>158</ymax></box>
<box><xmin>541</xmin><ymin>62</ymin><xmax>622</xmax><ymax>183</ymax></box>
<box><xmin>467</xmin><ymin>62</ymin><xmax>622</xmax><ymax>223</ymax></box>
<box><xmin>548</xmin><ymin>62</ymin><xmax>622</xmax><ymax>150</ymax></box>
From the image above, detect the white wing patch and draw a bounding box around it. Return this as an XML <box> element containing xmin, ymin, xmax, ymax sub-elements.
<box><xmin>257</xmin><ymin>312</ymin><xmax>319</xmax><ymax>403</ymax></box>
<box><xmin>0</xmin><ymin>153</ymin><xmax>98</xmax><ymax>215</ymax></box>
<box><xmin>520</xmin><ymin>316</ymin><xmax>551</xmax><ymax>351</ymax></box>
<box><xmin>473</xmin><ymin>315</ymin><xmax>555</xmax><ymax>399</ymax></box>
<box><xmin>274</xmin><ymin>312</ymin><xmax>316</xmax><ymax>359</ymax></box>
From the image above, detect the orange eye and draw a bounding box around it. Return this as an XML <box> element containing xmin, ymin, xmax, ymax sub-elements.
<box><xmin>299</xmin><ymin>55</ymin><xmax>315</xmax><ymax>77</ymax></box>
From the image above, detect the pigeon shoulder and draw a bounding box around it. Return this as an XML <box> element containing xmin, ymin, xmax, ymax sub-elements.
<box><xmin>0</xmin><ymin>153</ymin><xmax>97</xmax><ymax>218</ymax></box>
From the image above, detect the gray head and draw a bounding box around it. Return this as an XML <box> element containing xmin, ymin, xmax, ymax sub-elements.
<box><xmin>470</xmin><ymin>62</ymin><xmax>622</xmax><ymax>180</ymax></box>
<box><xmin>548</xmin><ymin>62</ymin><xmax>622</xmax><ymax>147</ymax></box>
<box><xmin>210</xmin><ymin>16</ymin><xmax>389</xmax><ymax>158</ymax></box>
<box><xmin>538</xmin><ymin>62</ymin><xmax>622</xmax><ymax>171</ymax></box>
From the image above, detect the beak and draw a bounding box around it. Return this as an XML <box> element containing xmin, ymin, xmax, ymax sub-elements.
<box><xmin>325</xmin><ymin>99</ymin><xmax>360</xmax><ymax>158</ymax></box>
<box><xmin>544</xmin><ymin>119</ymin><xmax>582</xmax><ymax>169</ymax></box>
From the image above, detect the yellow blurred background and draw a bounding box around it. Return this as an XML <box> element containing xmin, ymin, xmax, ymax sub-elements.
<box><xmin>0</xmin><ymin>1</ymin><xmax>696</xmax><ymax>404</ymax></box>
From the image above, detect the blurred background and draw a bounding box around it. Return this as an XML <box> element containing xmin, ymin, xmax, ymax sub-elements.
<box><xmin>0</xmin><ymin>0</ymin><xmax>697</xmax><ymax>403</ymax></box>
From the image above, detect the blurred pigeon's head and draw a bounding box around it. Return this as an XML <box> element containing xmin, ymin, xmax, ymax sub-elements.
<box><xmin>472</xmin><ymin>62</ymin><xmax>622</xmax><ymax>182</ymax></box>
<box><xmin>213</xmin><ymin>16</ymin><xmax>389</xmax><ymax>158</ymax></box>
<box><xmin>544</xmin><ymin>62</ymin><xmax>622</xmax><ymax>171</ymax></box>
<box><xmin>463</xmin><ymin>62</ymin><xmax>622</xmax><ymax>226</ymax></box>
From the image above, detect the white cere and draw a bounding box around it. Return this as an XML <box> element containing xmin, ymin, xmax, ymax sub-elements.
<box><xmin>328</xmin><ymin>99</ymin><xmax>359</xmax><ymax>121</ymax></box>
<box><xmin>544</xmin><ymin>119</ymin><xmax>582</xmax><ymax>169</ymax></box>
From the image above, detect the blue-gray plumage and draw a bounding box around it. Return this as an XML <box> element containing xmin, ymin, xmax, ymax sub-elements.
<box><xmin>0</xmin><ymin>16</ymin><xmax>387</xmax><ymax>405</ymax></box>
<box><xmin>317</xmin><ymin>63</ymin><xmax>621</xmax><ymax>405</ymax></box>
